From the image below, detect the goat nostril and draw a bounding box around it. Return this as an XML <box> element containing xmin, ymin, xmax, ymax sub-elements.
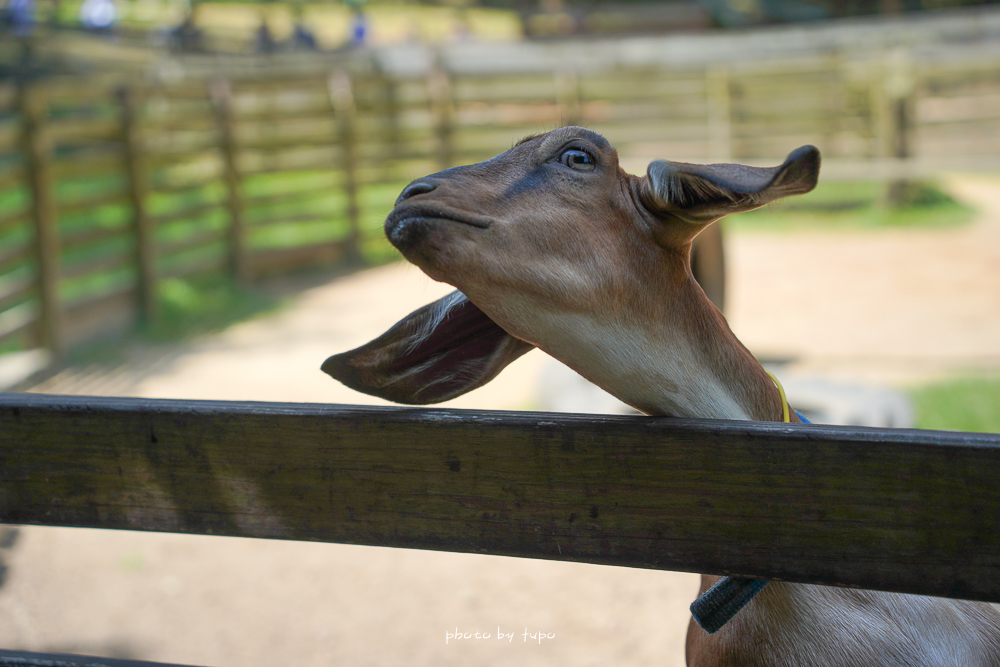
<box><xmin>396</xmin><ymin>180</ymin><xmax>438</xmax><ymax>205</ymax></box>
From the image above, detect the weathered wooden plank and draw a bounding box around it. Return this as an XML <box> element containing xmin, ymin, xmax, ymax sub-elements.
<box><xmin>17</xmin><ymin>83</ymin><xmax>64</xmax><ymax>359</ymax></box>
<box><xmin>158</xmin><ymin>229</ymin><xmax>224</xmax><ymax>258</ymax></box>
<box><xmin>0</xmin><ymin>208</ymin><xmax>28</xmax><ymax>236</ymax></box>
<box><xmin>0</xmin><ymin>242</ymin><xmax>30</xmax><ymax>274</ymax></box>
<box><xmin>580</xmin><ymin>75</ymin><xmax>706</xmax><ymax>100</ymax></box>
<box><xmin>451</xmin><ymin>75</ymin><xmax>561</xmax><ymax>103</ymax></box>
<box><xmin>51</xmin><ymin>152</ymin><xmax>124</xmax><ymax>180</ymax></box>
<box><xmin>0</xmin><ymin>120</ymin><xmax>21</xmax><ymax>152</ymax></box>
<box><xmin>150</xmin><ymin>200</ymin><xmax>224</xmax><ymax>227</ymax></box>
<box><xmin>56</xmin><ymin>190</ymin><xmax>129</xmax><ymax>217</ymax></box>
<box><xmin>0</xmin><ymin>274</ymin><xmax>33</xmax><ymax>311</ymax></box>
<box><xmin>47</xmin><ymin>116</ymin><xmax>121</xmax><ymax>144</ymax></box>
<box><xmin>209</xmin><ymin>79</ymin><xmax>250</xmax><ymax>285</ymax></box>
<box><xmin>0</xmin><ymin>303</ymin><xmax>37</xmax><ymax>346</ymax></box>
<box><xmin>1</xmin><ymin>393</ymin><xmax>999</xmax><ymax>603</ymax></box>
<box><xmin>243</xmin><ymin>178</ymin><xmax>342</xmax><ymax>209</ymax></box>
<box><xmin>61</xmin><ymin>225</ymin><xmax>126</xmax><ymax>252</ymax></box>
<box><xmin>329</xmin><ymin>70</ymin><xmax>361</xmax><ymax>260</ymax></box>
<box><xmin>61</xmin><ymin>252</ymin><xmax>132</xmax><ymax>281</ymax></box>
<box><xmin>119</xmin><ymin>86</ymin><xmax>158</xmax><ymax>324</ymax></box>
<box><xmin>0</xmin><ymin>162</ymin><xmax>25</xmax><ymax>191</ymax></box>
<box><xmin>238</xmin><ymin>146</ymin><xmax>344</xmax><ymax>175</ymax></box>
<box><xmin>252</xmin><ymin>240</ymin><xmax>349</xmax><ymax>277</ymax></box>
<box><xmin>148</xmin><ymin>175</ymin><xmax>224</xmax><ymax>197</ymax></box>
<box><xmin>250</xmin><ymin>212</ymin><xmax>339</xmax><ymax>228</ymax></box>
<box><xmin>234</xmin><ymin>126</ymin><xmax>339</xmax><ymax>150</ymax></box>
<box><xmin>160</xmin><ymin>255</ymin><xmax>227</xmax><ymax>281</ymax></box>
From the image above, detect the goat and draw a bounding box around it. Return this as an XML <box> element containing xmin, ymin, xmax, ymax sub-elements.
<box><xmin>321</xmin><ymin>126</ymin><xmax>1000</xmax><ymax>666</ymax></box>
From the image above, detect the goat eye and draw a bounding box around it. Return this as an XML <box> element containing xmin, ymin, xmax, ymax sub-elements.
<box><xmin>559</xmin><ymin>149</ymin><xmax>596</xmax><ymax>171</ymax></box>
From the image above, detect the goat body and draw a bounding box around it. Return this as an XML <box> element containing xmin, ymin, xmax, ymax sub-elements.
<box><xmin>322</xmin><ymin>127</ymin><xmax>1000</xmax><ymax>666</ymax></box>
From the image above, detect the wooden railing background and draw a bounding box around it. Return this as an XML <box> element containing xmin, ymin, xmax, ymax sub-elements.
<box><xmin>2</xmin><ymin>45</ymin><xmax>1000</xmax><ymax>359</ymax></box>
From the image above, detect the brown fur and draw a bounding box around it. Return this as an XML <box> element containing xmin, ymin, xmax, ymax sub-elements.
<box><xmin>325</xmin><ymin>127</ymin><xmax>1000</xmax><ymax>665</ymax></box>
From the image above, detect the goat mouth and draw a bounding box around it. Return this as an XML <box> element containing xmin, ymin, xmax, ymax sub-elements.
<box><xmin>385</xmin><ymin>207</ymin><xmax>491</xmax><ymax>249</ymax></box>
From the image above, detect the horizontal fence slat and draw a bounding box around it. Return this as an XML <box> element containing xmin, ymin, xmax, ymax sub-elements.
<box><xmin>48</xmin><ymin>117</ymin><xmax>121</xmax><ymax>144</ymax></box>
<box><xmin>152</xmin><ymin>200</ymin><xmax>225</xmax><ymax>226</ymax></box>
<box><xmin>52</xmin><ymin>152</ymin><xmax>124</xmax><ymax>180</ymax></box>
<box><xmin>0</xmin><ymin>303</ymin><xmax>36</xmax><ymax>344</ymax></box>
<box><xmin>58</xmin><ymin>191</ymin><xmax>129</xmax><ymax>217</ymax></box>
<box><xmin>159</xmin><ymin>229</ymin><xmax>225</xmax><ymax>257</ymax></box>
<box><xmin>252</xmin><ymin>240</ymin><xmax>349</xmax><ymax>277</ymax></box>
<box><xmin>0</xmin><ymin>244</ymin><xmax>31</xmax><ymax>275</ymax></box>
<box><xmin>61</xmin><ymin>252</ymin><xmax>132</xmax><ymax>281</ymax></box>
<box><xmin>62</xmin><ymin>225</ymin><xmax>128</xmax><ymax>251</ymax></box>
<box><xmin>0</xmin><ymin>209</ymin><xmax>28</xmax><ymax>236</ymax></box>
<box><xmin>0</xmin><ymin>164</ymin><xmax>25</xmax><ymax>191</ymax></box>
<box><xmin>250</xmin><ymin>213</ymin><xmax>338</xmax><ymax>228</ymax></box>
<box><xmin>160</xmin><ymin>255</ymin><xmax>227</xmax><ymax>281</ymax></box>
<box><xmin>149</xmin><ymin>176</ymin><xmax>225</xmax><ymax>196</ymax></box>
<box><xmin>0</xmin><ymin>274</ymin><xmax>33</xmax><ymax>310</ymax></box>
<box><xmin>1</xmin><ymin>393</ymin><xmax>999</xmax><ymax>604</ymax></box>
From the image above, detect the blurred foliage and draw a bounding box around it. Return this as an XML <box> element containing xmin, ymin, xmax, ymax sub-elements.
<box><xmin>911</xmin><ymin>374</ymin><xmax>1000</xmax><ymax>434</ymax></box>
<box><xmin>57</xmin><ymin>273</ymin><xmax>286</xmax><ymax>365</ymax></box>
<box><xmin>7</xmin><ymin>0</ymin><xmax>998</xmax><ymax>48</ymax></box>
<box><xmin>0</xmin><ymin>162</ymin><xmax>404</xmax><ymax>353</ymax></box>
<box><xmin>724</xmin><ymin>180</ymin><xmax>975</xmax><ymax>233</ymax></box>
<box><xmin>142</xmin><ymin>274</ymin><xmax>284</xmax><ymax>341</ymax></box>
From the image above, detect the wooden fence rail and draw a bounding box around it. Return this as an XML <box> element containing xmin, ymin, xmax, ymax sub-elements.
<box><xmin>2</xmin><ymin>47</ymin><xmax>1000</xmax><ymax>360</ymax></box>
<box><xmin>2</xmin><ymin>392</ymin><xmax>1000</xmax><ymax>604</ymax></box>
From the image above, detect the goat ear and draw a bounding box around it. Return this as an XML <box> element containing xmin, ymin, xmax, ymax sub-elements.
<box><xmin>321</xmin><ymin>290</ymin><xmax>534</xmax><ymax>405</ymax></box>
<box><xmin>644</xmin><ymin>145</ymin><xmax>820</xmax><ymax>224</ymax></box>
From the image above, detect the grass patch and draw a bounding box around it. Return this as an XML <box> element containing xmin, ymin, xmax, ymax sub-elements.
<box><xmin>58</xmin><ymin>274</ymin><xmax>287</xmax><ymax>367</ymax></box>
<box><xmin>140</xmin><ymin>276</ymin><xmax>285</xmax><ymax>342</ymax></box>
<box><xmin>724</xmin><ymin>181</ymin><xmax>975</xmax><ymax>233</ymax></box>
<box><xmin>910</xmin><ymin>375</ymin><xmax>1000</xmax><ymax>434</ymax></box>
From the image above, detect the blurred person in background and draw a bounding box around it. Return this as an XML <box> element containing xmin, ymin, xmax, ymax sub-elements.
<box><xmin>347</xmin><ymin>0</ymin><xmax>367</xmax><ymax>46</ymax></box>
<box><xmin>2</xmin><ymin>0</ymin><xmax>35</xmax><ymax>35</ymax></box>
<box><xmin>79</xmin><ymin>0</ymin><xmax>117</xmax><ymax>33</ymax></box>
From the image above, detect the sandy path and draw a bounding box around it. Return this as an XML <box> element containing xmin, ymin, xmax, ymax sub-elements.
<box><xmin>727</xmin><ymin>176</ymin><xmax>1000</xmax><ymax>385</ymax></box>
<box><xmin>2</xmin><ymin>177</ymin><xmax>999</xmax><ymax>666</ymax></box>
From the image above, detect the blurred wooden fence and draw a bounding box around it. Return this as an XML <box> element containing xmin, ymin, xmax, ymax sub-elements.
<box><xmin>2</xmin><ymin>48</ymin><xmax>1000</xmax><ymax>359</ymax></box>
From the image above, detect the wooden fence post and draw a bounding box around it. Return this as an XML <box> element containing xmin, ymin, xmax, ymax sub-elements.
<box><xmin>376</xmin><ymin>67</ymin><xmax>403</xmax><ymax>184</ymax></box>
<box><xmin>118</xmin><ymin>85</ymin><xmax>158</xmax><ymax>323</ymax></box>
<box><xmin>428</xmin><ymin>57</ymin><xmax>455</xmax><ymax>171</ymax></box>
<box><xmin>17</xmin><ymin>79</ymin><xmax>64</xmax><ymax>359</ymax></box>
<box><xmin>209</xmin><ymin>78</ymin><xmax>251</xmax><ymax>285</ymax></box>
<box><xmin>706</xmin><ymin>65</ymin><xmax>732</xmax><ymax>162</ymax></box>
<box><xmin>556</xmin><ymin>69</ymin><xmax>581</xmax><ymax>127</ymax></box>
<box><xmin>328</xmin><ymin>70</ymin><xmax>361</xmax><ymax>262</ymax></box>
<box><xmin>875</xmin><ymin>49</ymin><xmax>916</xmax><ymax>207</ymax></box>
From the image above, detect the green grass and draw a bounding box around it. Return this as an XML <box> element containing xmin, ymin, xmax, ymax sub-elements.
<box><xmin>911</xmin><ymin>375</ymin><xmax>1000</xmax><ymax>435</ymax></box>
<box><xmin>140</xmin><ymin>276</ymin><xmax>285</xmax><ymax>342</ymax></box>
<box><xmin>58</xmin><ymin>274</ymin><xmax>289</xmax><ymax>367</ymax></box>
<box><xmin>724</xmin><ymin>181</ymin><xmax>976</xmax><ymax>233</ymax></box>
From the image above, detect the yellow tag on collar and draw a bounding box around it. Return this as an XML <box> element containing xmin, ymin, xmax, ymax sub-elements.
<box><xmin>765</xmin><ymin>370</ymin><xmax>791</xmax><ymax>423</ymax></box>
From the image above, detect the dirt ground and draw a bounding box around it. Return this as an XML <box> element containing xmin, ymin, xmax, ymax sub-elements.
<box><xmin>1</xmin><ymin>176</ymin><xmax>999</xmax><ymax>666</ymax></box>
